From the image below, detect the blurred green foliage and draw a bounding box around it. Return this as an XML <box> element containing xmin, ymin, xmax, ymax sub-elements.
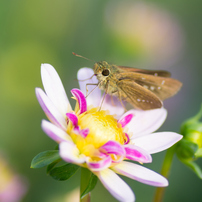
<box><xmin>0</xmin><ymin>0</ymin><xmax>202</xmax><ymax>201</ymax></box>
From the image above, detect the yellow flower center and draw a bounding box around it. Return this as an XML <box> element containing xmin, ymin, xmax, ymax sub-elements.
<box><xmin>67</xmin><ymin>108</ymin><xmax>125</xmax><ymax>157</ymax></box>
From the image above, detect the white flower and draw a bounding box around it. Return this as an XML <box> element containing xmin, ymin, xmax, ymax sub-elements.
<box><xmin>35</xmin><ymin>64</ymin><xmax>182</xmax><ymax>201</ymax></box>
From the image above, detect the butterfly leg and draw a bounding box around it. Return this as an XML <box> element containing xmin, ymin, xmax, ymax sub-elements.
<box><xmin>110</xmin><ymin>95</ymin><xmax>115</xmax><ymax>106</ymax></box>
<box><xmin>85</xmin><ymin>83</ymin><xmax>98</xmax><ymax>97</ymax></box>
<box><xmin>99</xmin><ymin>80</ymin><xmax>109</xmax><ymax>111</ymax></box>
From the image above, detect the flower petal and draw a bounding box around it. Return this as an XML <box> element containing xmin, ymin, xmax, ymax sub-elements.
<box><xmin>118</xmin><ymin>113</ymin><xmax>134</xmax><ymax>128</ymax></box>
<box><xmin>77</xmin><ymin>68</ymin><xmax>101</xmax><ymax>107</ymax></box>
<box><xmin>41</xmin><ymin>120</ymin><xmax>72</xmax><ymax>143</ymax></box>
<box><xmin>86</xmin><ymin>156</ymin><xmax>111</xmax><ymax>171</ymax></box>
<box><xmin>100</xmin><ymin>141</ymin><xmax>125</xmax><ymax>163</ymax></box>
<box><xmin>100</xmin><ymin>141</ymin><xmax>125</xmax><ymax>156</ymax></box>
<box><xmin>101</xmin><ymin>95</ymin><xmax>125</xmax><ymax>119</ymax></box>
<box><xmin>66</xmin><ymin>112</ymin><xmax>78</xmax><ymax>126</ymax></box>
<box><xmin>124</xmin><ymin>145</ymin><xmax>152</xmax><ymax>163</ymax></box>
<box><xmin>35</xmin><ymin>88</ymin><xmax>67</xmax><ymax>130</ymax></box>
<box><xmin>133</xmin><ymin>132</ymin><xmax>183</xmax><ymax>154</ymax></box>
<box><xmin>71</xmin><ymin>89</ymin><xmax>87</xmax><ymax>114</ymax></box>
<box><xmin>41</xmin><ymin>64</ymin><xmax>72</xmax><ymax>117</ymax></box>
<box><xmin>59</xmin><ymin>141</ymin><xmax>86</xmax><ymax>164</ymax></box>
<box><xmin>112</xmin><ymin>161</ymin><xmax>168</xmax><ymax>187</ymax></box>
<box><xmin>96</xmin><ymin>168</ymin><xmax>135</xmax><ymax>202</ymax></box>
<box><xmin>74</xmin><ymin>126</ymin><xmax>89</xmax><ymax>138</ymax></box>
<box><xmin>124</xmin><ymin>108</ymin><xmax>167</xmax><ymax>138</ymax></box>
<box><xmin>124</xmin><ymin>133</ymin><xmax>130</xmax><ymax>145</ymax></box>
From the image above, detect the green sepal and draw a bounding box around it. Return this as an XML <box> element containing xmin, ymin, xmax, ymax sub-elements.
<box><xmin>180</xmin><ymin>159</ymin><xmax>202</xmax><ymax>179</ymax></box>
<box><xmin>49</xmin><ymin>163</ymin><xmax>80</xmax><ymax>181</ymax></box>
<box><xmin>195</xmin><ymin>148</ymin><xmax>202</xmax><ymax>158</ymax></box>
<box><xmin>31</xmin><ymin>150</ymin><xmax>61</xmax><ymax>169</ymax></box>
<box><xmin>176</xmin><ymin>139</ymin><xmax>198</xmax><ymax>159</ymax></box>
<box><xmin>80</xmin><ymin>173</ymin><xmax>98</xmax><ymax>199</ymax></box>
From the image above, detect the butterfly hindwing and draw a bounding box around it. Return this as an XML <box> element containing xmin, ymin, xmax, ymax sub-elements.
<box><xmin>117</xmin><ymin>80</ymin><xmax>163</xmax><ymax>110</ymax></box>
<box><xmin>117</xmin><ymin>72</ymin><xmax>182</xmax><ymax>100</ymax></box>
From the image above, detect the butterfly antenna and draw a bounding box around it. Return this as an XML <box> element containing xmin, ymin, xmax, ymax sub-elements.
<box><xmin>76</xmin><ymin>73</ymin><xmax>95</xmax><ymax>82</ymax></box>
<box><xmin>72</xmin><ymin>52</ymin><xmax>96</xmax><ymax>62</ymax></box>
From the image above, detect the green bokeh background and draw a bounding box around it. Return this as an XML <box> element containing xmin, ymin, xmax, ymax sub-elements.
<box><xmin>0</xmin><ymin>0</ymin><xmax>202</xmax><ymax>201</ymax></box>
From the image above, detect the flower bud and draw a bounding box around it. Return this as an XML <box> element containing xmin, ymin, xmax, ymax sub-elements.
<box><xmin>176</xmin><ymin>105</ymin><xmax>202</xmax><ymax>178</ymax></box>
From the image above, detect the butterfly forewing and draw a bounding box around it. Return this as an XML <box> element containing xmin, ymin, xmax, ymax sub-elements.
<box><xmin>117</xmin><ymin>80</ymin><xmax>163</xmax><ymax>110</ymax></box>
<box><xmin>118</xmin><ymin>66</ymin><xmax>171</xmax><ymax>77</ymax></box>
<box><xmin>117</xmin><ymin>72</ymin><xmax>182</xmax><ymax>101</ymax></box>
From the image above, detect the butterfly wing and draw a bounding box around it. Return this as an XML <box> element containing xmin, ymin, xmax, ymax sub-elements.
<box><xmin>118</xmin><ymin>66</ymin><xmax>171</xmax><ymax>77</ymax></box>
<box><xmin>117</xmin><ymin>80</ymin><xmax>163</xmax><ymax>110</ymax></box>
<box><xmin>117</xmin><ymin>72</ymin><xmax>182</xmax><ymax>101</ymax></box>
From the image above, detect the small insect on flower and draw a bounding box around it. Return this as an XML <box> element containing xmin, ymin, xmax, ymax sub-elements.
<box><xmin>73</xmin><ymin>53</ymin><xmax>182</xmax><ymax>110</ymax></box>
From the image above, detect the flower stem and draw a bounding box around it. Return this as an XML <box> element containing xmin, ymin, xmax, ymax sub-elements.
<box><xmin>153</xmin><ymin>145</ymin><xmax>177</xmax><ymax>202</ymax></box>
<box><xmin>80</xmin><ymin>167</ymin><xmax>91</xmax><ymax>202</ymax></box>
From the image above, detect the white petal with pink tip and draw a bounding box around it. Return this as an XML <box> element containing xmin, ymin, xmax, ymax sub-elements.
<box><xmin>59</xmin><ymin>142</ymin><xmax>86</xmax><ymax>164</ymax></box>
<box><xmin>124</xmin><ymin>144</ymin><xmax>152</xmax><ymax>163</ymax></box>
<box><xmin>41</xmin><ymin>120</ymin><xmax>72</xmax><ymax>143</ymax></box>
<box><xmin>35</xmin><ymin>88</ymin><xmax>67</xmax><ymax>130</ymax></box>
<box><xmin>100</xmin><ymin>141</ymin><xmax>125</xmax><ymax>163</ymax></box>
<box><xmin>96</xmin><ymin>168</ymin><xmax>135</xmax><ymax>202</ymax></box>
<box><xmin>133</xmin><ymin>132</ymin><xmax>183</xmax><ymax>154</ymax></box>
<box><xmin>71</xmin><ymin>89</ymin><xmax>87</xmax><ymax>114</ymax></box>
<box><xmin>118</xmin><ymin>113</ymin><xmax>134</xmax><ymax>128</ymax></box>
<box><xmin>41</xmin><ymin>63</ymin><xmax>72</xmax><ymax>117</ymax></box>
<box><xmin>86</xmin><ymin>156</ymin><xmax>111</xmax><ymax>171</ymax></box>
<box><xmin>100</xmin><ymin>141</ymin><xmax>125</xmax><ymax>156</ymax></box>
<box><xmin>112</xmin><ymin>161</ymin><xmax>168</xmax><ymax>187</ymax></box>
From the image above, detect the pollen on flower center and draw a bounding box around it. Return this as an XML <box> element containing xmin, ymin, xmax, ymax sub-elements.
<box><xmin>69</xmin><ymin>108</ymin><xmax>125</xmax><ymax>155</ymax></box>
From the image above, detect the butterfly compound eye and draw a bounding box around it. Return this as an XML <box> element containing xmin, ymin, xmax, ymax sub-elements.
<box><xmin>102</xmin><ymin>69</ymin><xmax>110</xmax><ymax>76</ymax></box>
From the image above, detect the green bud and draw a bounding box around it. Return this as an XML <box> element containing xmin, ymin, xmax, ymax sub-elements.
<box><xmin>176</xmin><ymin>139</ymin><xmax>198</xmax><ymax>160</ymax></box>
<box><xmin>180</xmin><ymin>105</ymin><xmax>202</xmax><ymax>150</ymax></box>
<box><xmin>184</xmin><ymin>129</ymin><xmax>202</xmax><ymax>148</ymax></box>
<box><xmin>177</xmin><ymin>105</ymin><xmax>202</xmax><ymax>179</ymax></box>
<box><xmin>181</xmin><ymin>104</ymin><xmax>202</xmax><ymax>135</ymax></box>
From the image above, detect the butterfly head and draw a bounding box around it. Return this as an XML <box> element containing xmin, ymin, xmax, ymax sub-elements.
<box><xmin>93</xmin><ymin>61</ymin><xmax>111</xmax><ymax>81</ymax></box>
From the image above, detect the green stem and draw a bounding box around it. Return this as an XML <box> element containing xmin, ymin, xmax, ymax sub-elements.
<box><xmin>153</xmin><ymin>145</ymin><xmax>177</xmax><ymax>202</ymax></box>
<box><xmin>80</xmin><ymin>167</ymin><xmax>91</xmax><ymax>202</ymax></box>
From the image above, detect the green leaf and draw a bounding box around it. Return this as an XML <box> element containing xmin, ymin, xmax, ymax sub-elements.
<box><xmin>49</xmin><ymin>163</ymin><xmax>80</xmax><ymax>181</ymax></box>
<box><xmin>46</xmin><ymin>159</ymin><xmax>62</xmax><ymax>174</ymax></box>
<box><xmin>46</xmin><ymin>145</ymin><xmax>61</xmax><ymax>173</ymax></box>
<box><xmin>81</xmin><ymin>173</ymin><xmax>98</xmax><ymax>199</ymax></box>
<box><xmin>54</xmin><ymin>144</ymin><xmax>59</xmax><ymax>150</ymax></box>
<box><xmin>31</xmin><ymin>150</ymin><xmax>60</xmax><ymax>168</ymax></box>
<box><xmin>180</xmin><ymin>159</ymin><xmax>202</xmax><ymax>179</ymax></box>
